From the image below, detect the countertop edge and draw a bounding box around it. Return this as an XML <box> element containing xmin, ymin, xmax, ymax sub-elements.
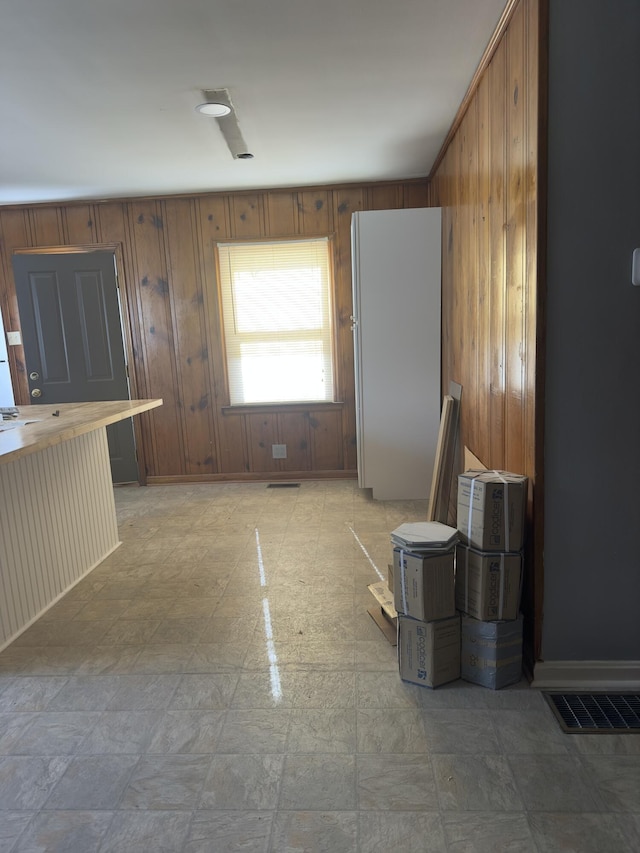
<box><xmin>0</xmin><ymin>399</ymin><xmax>163</xmax><ymax>465</ymax></box>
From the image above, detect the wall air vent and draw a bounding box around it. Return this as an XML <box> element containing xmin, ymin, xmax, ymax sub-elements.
<box><xmin>544</xmin><ymin>693</ymin><xmax>640</xmax><ymax>733</ymax></box>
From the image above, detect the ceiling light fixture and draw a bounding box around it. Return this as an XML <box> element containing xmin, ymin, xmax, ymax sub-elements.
<box><xmin>196</xmin><ymin>87</ymin><xmax>253</xmax><ymax>161</ymax></box>
<box><xmin>195</xmin><ymin>102</ymin><xmax>231</xmax><ymax>117</ymax></box>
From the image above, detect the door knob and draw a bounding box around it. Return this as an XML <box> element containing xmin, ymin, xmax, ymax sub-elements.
<box><xmin>31</xmin><ymin>388</ymin><xmax>42</xmax><ymax>398</ymax></box>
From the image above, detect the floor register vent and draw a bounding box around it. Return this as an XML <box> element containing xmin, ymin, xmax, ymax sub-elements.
<box><xmin>266</xmin><ymin>483</ymin><xmax>300</xmax><ymax>489</ymax></box>
<box><xmin>544</xmin><ymin>693</ymin><xmax>640</xmax><ymax>733</ymax></box>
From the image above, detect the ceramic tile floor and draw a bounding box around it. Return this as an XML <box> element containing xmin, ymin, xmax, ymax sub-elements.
<box><xmin>0</xmin><ymin>480</ymin><xmax>639</xmax><ymax>852</ymax></box>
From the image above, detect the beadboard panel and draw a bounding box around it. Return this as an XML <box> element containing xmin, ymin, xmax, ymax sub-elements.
<box><xmin>0</xmin><ymin>428</ymin><xmax>119</xmax><ymax>649</ymax></box>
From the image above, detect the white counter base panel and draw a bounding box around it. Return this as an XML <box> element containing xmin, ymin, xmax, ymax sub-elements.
<box><xmin>0</xmin><ymin>428</ymin><xmax>120</xmax><ymax>650</ymax></box>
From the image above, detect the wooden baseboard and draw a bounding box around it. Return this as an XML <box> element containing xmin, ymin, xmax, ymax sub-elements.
<box><xmin>531</xmin><ymin>660</ymin><xmax>640</xmax><ymax>691</ymax></box>
<box><xmin>146</xmin><ymin>471</ymin><xmax>358</xmax><ymax>485</ymax></box>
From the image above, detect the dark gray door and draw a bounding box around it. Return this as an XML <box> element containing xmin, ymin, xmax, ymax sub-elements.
<box><xmin>12</xmin><ymin>251</ymin><xmax>138</xmax><ymax>483</ymax></box>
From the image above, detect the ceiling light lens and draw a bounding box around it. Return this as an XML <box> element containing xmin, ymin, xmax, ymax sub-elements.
<box><xmin>195</xmin><ymin>102</ymin><xmax>231</xmax><ymax>117</ymax></box>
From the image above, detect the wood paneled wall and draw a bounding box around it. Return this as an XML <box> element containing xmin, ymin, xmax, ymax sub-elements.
<box><xmin>430</xmin><ymin>0</ymin><xmax>546</xmax><ymax>666</ymax></box>
<box><xmin>0</xmin><ymin>180</ymin><xmax>427</xmax><ymax>483</ymax></box>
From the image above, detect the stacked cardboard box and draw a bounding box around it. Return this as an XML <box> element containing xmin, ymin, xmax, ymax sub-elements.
<box><xmin>460</xmin><ymin>614</ymin><xmax>524</xmax><ymax>690</ymax></box>
<box><xmin>397</xmin><ymin>614</ymin><xmax>460</xmax><ymax>688</ymax></box>
<box><xmin>457</xmin><ymin>469</ymin><xmax>526</xmax><ymax>553</ymax></box>
<box><xmin>455</xmin><ymin>547</ymin><xmax>521</xmax><ymax>622</ymax></box>
<box><xmin>390</xmin><ymin>521</ymin><xmax>461</xmax><ymax>688</ymax></box>
<box><xmin>455</xmin><ymin>469</ymin><xmax>527</xmax><ymax>690</ymax></box>
<box><xmin>393</xmin><ymin>549</ymin><xmax>455</xmax><ymax>622</ymax></box>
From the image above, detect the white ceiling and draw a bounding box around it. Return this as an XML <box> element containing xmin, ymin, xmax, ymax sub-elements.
<box><xmin>0</xmin><ymin>0</ymin><xmax>506</xmax><ymax>206</ymax></box>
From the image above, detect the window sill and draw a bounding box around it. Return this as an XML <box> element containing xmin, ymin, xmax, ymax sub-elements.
<box><xmin>221</xmin><ymin>401</ymin><xmax>344</xmax><ymax>416</ymax></box>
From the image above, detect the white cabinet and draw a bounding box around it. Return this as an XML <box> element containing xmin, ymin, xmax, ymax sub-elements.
<box><xmin>0</xmin><ymin>305</ymin><xmax>14</xmax><ymax>407</ymax></box>
<box><xmin>351</xmin><ymin>207</ymin><xmax>441</xmax><ymax>500</ymax></box>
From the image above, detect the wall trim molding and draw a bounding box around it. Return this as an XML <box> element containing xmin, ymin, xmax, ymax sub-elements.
<box><xmin>532</xmin><ymin>660</ymin><xmax>640</xmax><ymax>691</ymax></box>
<box><xmin>0</xmin><ymin>178</ymin><xmax>430</xmax><ymax>213</ymax></box>
<box><xmin>146</xmin><ymin>471</ymin><xmax>358</xmax><ymax>485</ymax></box>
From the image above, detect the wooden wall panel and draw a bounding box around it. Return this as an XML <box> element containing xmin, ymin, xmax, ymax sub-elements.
<box><xmin>298</xmin><ymin>190</ymin><xmax>331</xmax><ymax>235</ymax></box>
<box><xmin>28</xmin><ymin>208</ymin><xmax>62</xmax><ymax>246</ymax></box>
<box><xmin>461</xmin><ymin>105</ymin><xmax>480</xmax><ymax>451</ymax></box>
<box><xmin>127</xmin><ymin>200</ymin><xmax>184</xmax><ymax>476</ymax></box>
<box><xmin>436</xmin><ymin>152</ymin><xmax>454</xmax><ymax>410</ymax></box>
<box><xmin>488</xmin><ymin>39</ymin><xmax>508</xmax><ymax>470</ymax></box>
<box><xmin>332</xmin><ymin>188</ymin><xmax>364</xmax><ymax>473</ymax></box>
<box><xmin>525</xmin><ymin>0</ymin><xmax>542</xmax><ymax>485</ymax></box>
<box><xmin>476</xmin><ymin>75</ymin><xmax>492</xmax><ymax>467</ymax></box>
<box><xmin>218</xmin><ymin>414</ymin><xmax>249</xmax><ymax>475</ymax></box>
<box><xmin>0</xmin><ymin>178</ymin><xmax>428</xmax><ymax>484</ymax></box>
<box><xmin>247</xmin><ymin>413</ymin><xmax>279</xmax><ymax>473</ymax></box>
<box><xmin>403</xmin><ymin>182</ymin><xmax>430</xmax><ymax>209</ymax></box>
<box><xmin>430</xmin><ymin>0</ymin><xmax>543</xmax><ymax>665</ymax></box>
<box><xmin>265</xmin><ymin>192</ymin><xmax>298</xmax><ymax>236</ymax></box>
<box><xmin>277</xmin><ymin>412</ymin><xmax>311</xmax><ymax>473</ymax></box>
<box><xmin>199</xmin><ymin>196</ymin><xmax>230</xmax><ymax>240</ymax></box>
<box><xmin>309</xmin><ymin>409</ymin><xmax>344</xmax><ymax>471</ymax></box>
<box><xmin>367</xmin><ymin>184</ymin><xmax>401</xmax><ymax>211</ymax></box>
<box><xmin>230</xmin><ymin>193</ymin><xmax>263</xmax><ymax>238</ymax></box>
<box><xmin>163</xmin><ymin>198</ymin><xmax>217</xmax><ymax>475</ymax></box>
<box><xmin>196</xmin><ymin>196</ymin><xmax>231</xmax><ymax>417</ymax></box>
<box><xmin>505</xmin><ymin>0</ymin><xmax>527</xmax><ymax>476</ymax></box>
<box><xmin>63</xmin><ymin>205</ymin><xmax>98</xmax><ymax>244</ymax></box>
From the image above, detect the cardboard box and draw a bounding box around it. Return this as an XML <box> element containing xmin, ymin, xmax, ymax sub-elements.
<box><xmin>398</xmin><ymin>614</ymin><xmax>460</xmax><ymax>688</ymax></box>
<box><xmin>393</xmin><ymin>547</ymin><xmax>455</xmax><ymax>622</ymax></box>
<box><xmin>457</xmin><ymin>470</ymin><xmax>527</xmax><ymax>552</ymax></box>
<box><xmin>367</xmin><ymin>581</ymin><xmax>397</xmax><ymax>645</ymax></box>
<box><xmin>455</xmin><ymin>545</ymin><xmax>522</xmax><ymax>621</ymax></box>
<box><xmin>460</xmin><ymin>614</ymin><xmax>523</xmax><ymax>690</ymax></box>
<box><xmin>391</xmin><ymin>521</ymin><xmax>458</xmax><ymax>551</ymax></box>
<box><xmin>387</xmin><ymin>562</ymin><xmax>394</xmax><ymax>591</ymax></box>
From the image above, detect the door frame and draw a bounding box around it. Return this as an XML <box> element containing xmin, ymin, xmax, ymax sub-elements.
<box><xmin>11</xmin><ymin>242</ymin><xmax>149</xmax><ymax>485</ymax></box>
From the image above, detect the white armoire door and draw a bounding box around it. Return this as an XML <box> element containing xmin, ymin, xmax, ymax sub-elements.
<box><xmin>351</xmin><ymin>207</ymin><xmax>441</xmax><ymax>500</ymax></box>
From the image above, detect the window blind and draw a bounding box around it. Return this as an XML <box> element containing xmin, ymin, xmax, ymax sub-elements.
<box><xmin>217</xmin><ymin>238</ymin><xmax>334</xmax><ymax>405</ymax></box>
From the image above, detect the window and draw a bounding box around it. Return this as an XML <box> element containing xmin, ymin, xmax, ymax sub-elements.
<box><xmin>216</xmin><ymin>237</ymin><xmax>335</xmax><ymax>405</ymax></box>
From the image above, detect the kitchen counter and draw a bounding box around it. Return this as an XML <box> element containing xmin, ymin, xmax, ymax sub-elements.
<box><xmin>0</xmin><ymin>399</ymin><xmax>162</xmax><ymax>464</ymax></box>
<box><xmin>0</xmin><ymin>399</ymin><xmax>162</xmax><ymax>649</ymax></box>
